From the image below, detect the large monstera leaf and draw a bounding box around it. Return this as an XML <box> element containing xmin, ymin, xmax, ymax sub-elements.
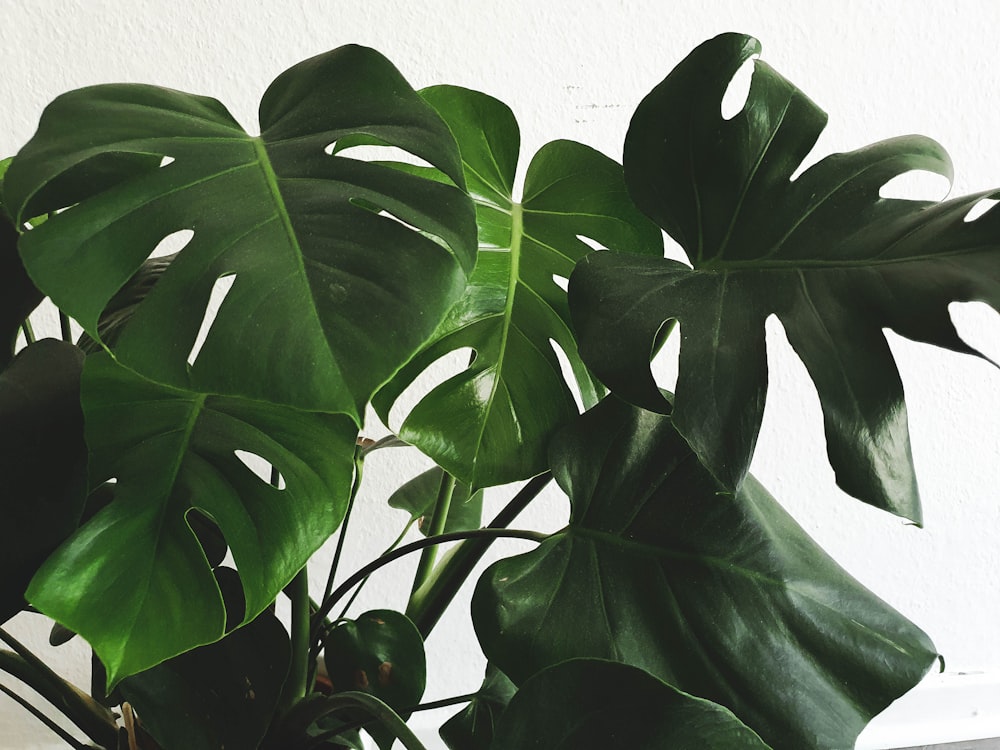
<box><xmin>4</xmin><ymin>45</ymin><xmax>476</xmax><ymax>421</ymax></box>
<box><xmin>26</xmin><ymin>353</ymin><xmax>357</xmax><ymax>685</ymax></box>
<box><xmin>570</xmin><ymin>32</ymin><xmax>1000</xmax><ymax>520</ymax></box>
<box><xmin>374</xmin><ymin>86</ymin><xmax>662</xmax><ymax>488</ymax></box>
<box><xmin>472</xmin><ymin>396</ymin><xmax>936</xmax><ymax>750</ymax></box>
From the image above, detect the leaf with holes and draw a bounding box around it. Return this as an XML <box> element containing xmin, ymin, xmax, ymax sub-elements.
<box><xmin>5</xmin><ymin>45</ymin><xmax>476</xmax><ymax>422</ymax></box>
<box><xmin>387</xmin><ymin>467</ymin><xmax>483</xmax><ymax>535</ymax></box>
<box><xmin>373</xmin><ymin>86</ymin><xmax>662</xmax><ymax>488</ymax></box>
<box><xmin>26</xmin><ymin>353</ymin><xmax>357</xmax><ymax>685</ymax></box>
<box><xmin>472</xmin><ymin>396</ymin><xmax>937</xmax><ymax>750</ymax></box>
<box><xmin>570</xmin><ymin>32</ymin><xmax>1000</xmax><ymax>520</ymax></box>
<box><xmin>492</xmin><ymin>659</ymin><xmax>770</xmax><ymax>750</ymax></box>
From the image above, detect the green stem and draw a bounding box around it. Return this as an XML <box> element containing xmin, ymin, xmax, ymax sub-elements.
<box><xmin>0</xmin><ymin>683</ymin><xmax>91</xmax><ymax>749</ymax></box>
<box><xmin>0</xmin><ymin>645</ymin><xmax>118</xmax><ymax>749</ymax></box>
<box><xmin>338</xmin><ymin>519</ymin><xmax>415</xmax><ymax>622</ymax></box>
<box><xmin>324</xmin><ymin>449</ymin><xmax>364</xmax><ymax>606</ymax></box>
<box><xmin>21</xmin><ymin>319</ymin><xmax>35</xmax><ymax>346</ymax></box>
<box><xmin>279</xmin><ymin>567</ymin><xmax>312</xmax><ymax>711</ymax></box>
<box><xmin>310</xmin><ymin>528</ymin><xmax>547</xmax><ymax>643</ymax></box>
<box><xmin>409</xmin><ymin>472</ymin><xmax>457</xmax><ymax>596</ymax></box>
<box><xmin>295</xmin><ymin>691</ymin><xmax>428</xmax><ymax>750</ymax></box>
<box><xmin>58</xmin><ymin>311</ymin><xmax>72</xmax><ymax>343</ymax></box>
<box><xmin>408</xmin><ymin>471</ymin><xmax>552</xmax><ymax>636</ymax></box>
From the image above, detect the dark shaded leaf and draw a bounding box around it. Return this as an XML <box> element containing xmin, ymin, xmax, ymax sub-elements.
<box><xmin>119</xmin><ymin>606</ymin><xmax>290</xmax><ymax>750</ymax></box>
<box><xmin>322</xmin><ymin>609</ymin><xmax>426</xmax><ymax>750</ymax></box>
<box><xmin>374</xmin><ymin>86</ymin><xmax>662</xmax><ymax>488</ymax></box>
<box><xmin>387</xmin><ymin>467</ymin><xmax>483</xmax><ymax>535</ymax></box>
<box><xmin>473</xmin><ymin>395</ymin><xmax>936</xmax><ymax>750</ymax></box>
<box><xmin>571</xmin><ymin>32</ymin><xmax>1000</xmax><ymax>520</ymax></box>
<box><xmin>6</xmin><ymin>45</ymin><xmax>476</xmax><ymax>423</ymax></box>
<box><xmin>0</xmin><ymin>339</ymin><xmax>87</xmax><ymax>623</ymax></box>
<box><xmin>27</xmin><ymin>353</ymin><xmax>356</xmax><ymax>685</ymax></box>
<box><xmin>439</xmin><ymin>664</ymin><xmax>514</xmax><ymax>750</ymax></box>
<box><xmin>492</xmin><ymin>658</ymin><xmax>770</xmax><ymax>750</ymax></box>
<box><xmin>0</xmin><ymin>165</ymin><xmax>42</xmax><ymax>368</ymax></box>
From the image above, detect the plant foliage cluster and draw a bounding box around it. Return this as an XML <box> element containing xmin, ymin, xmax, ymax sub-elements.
<box><xmin>2</xmin><ymin>32</ymin><xmax>997</xmax><ymax>749</ymax></box>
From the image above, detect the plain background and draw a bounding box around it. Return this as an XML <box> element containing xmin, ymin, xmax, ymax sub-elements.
<box><xmin>2</xmin><ymin>1</ymin><xmax>1000</xmax><ymax>746</ymax></box>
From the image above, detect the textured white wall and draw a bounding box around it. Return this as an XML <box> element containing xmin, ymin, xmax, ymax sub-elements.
<box><xmin>3</xmin><ymin>0</ymin><xmax>1000</xmax><ymax>746</ymax></box>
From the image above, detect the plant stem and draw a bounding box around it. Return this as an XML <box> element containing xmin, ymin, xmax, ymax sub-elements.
<box><xmin>21</xmin><ymin>319</ymin><xmax>35</xmax><ymax>345</ymax></box>
<box><xmin>0</xmin><ymin>646</ymin><xmax>118</xmax><ymax>749</ymax></box>
<box><xmin>58</xmin><ymin>311</ymin><xmax>72</xmax><ymax>343</ymax></box>
<box><xmin>280</xmin><ymin>567</ymin><xmax>311</xmax><ymax>711</ymax></box>
<box><xmin>338</xmin><ymin>519</ymin><xmax>415</xmax><ymax>622</ymax></box>
<box><xmin>293</xmin><ymin>691</ymin><xmax>429</xmax><ymax>750</ymax></box>
<box><xmin>323</xmin><ymin>449</ymin><xmax>364</xmax><ymax>607</ymax></box>
<box><xmin>0</xmin><ymin>683</ymin><xmax>91</xmax><ymax>749</ymax></box>
<box><xmin>408</xmin><ymin>471</ymin><xmax>457</xmax><ymax>597</ymax></box>
<box><xmin>310</xmin><ymin>528</ymin><xmax>547</xmax><ymax>643</ymax></box>
<box><xmin>406</xmin><ymin>472</ymin><xmax>552</xmax><ymax>636</ymax></box>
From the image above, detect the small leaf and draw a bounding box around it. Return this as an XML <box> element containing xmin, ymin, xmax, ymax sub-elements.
<box><xmin>387</xmin><ymin>467</ymin><xmax>483</xmax><ymax>535</ymax></box>
<box><xmin>473</xmin><ymin>396</ymin><xmax>937</xmax><ymax>750</ymax></box>
<box><xmin>322</xmin><ymin>609</ymin><xmax>426</xmax><ymax>750</ymax></box>
<box><xmin>492</xmin><ymin>659</ymin><xmax>771</xmax><ymax>750</ymax></box>
<box><xmin>439</xmin><ymin>664</ymin><xmax>515</xmax><ymax>750</ymax></box>
<box><xmin>119</xmin><ymin>606</ymin><xmax>290</xmax><ymax>750</ymax></box>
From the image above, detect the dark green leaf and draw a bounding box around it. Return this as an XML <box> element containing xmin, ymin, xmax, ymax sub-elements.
<box><xmin>374</xmin><ymin>86</ymin><xmax>662</xmax><ymax>488</ymax></box>
<box><xmin>571</xmin><ymin>32</ymin><xmax>1000</xmax><ymax>520</ymax></box>
<box><xmin>26</xmin><ymin>353</ymin><xmax>357</xmax><ymax>685</ymax></box>
<box><xmin>322</xmin><ymin>609</ymin><xmax>426</xmax><ymax>750</ymax></box>
<box><xmin>387</xmin><ymin>467</ymin><xmax>483</xmax><ymax>535</ymax></box>
<box><xmin>472</xmin><ymin>396</ymin><xmax>936</xmax><ymax>750</ymax></box>
<box><xmin>119</xmin><ymin>606</ymin><xmax>290</xmax><ymax>750</ymax></box>
<box><xmin>6</xmin><ymin>45</ymin><xmax>476</xmax><ymax>422</ymax></box>
<box><xmin>492</xmin><ymin>658</ymin><xmax>770</xmax><ymax>750</ymax></box>
<box><xmin>0</xmin><ymin>178</ymin><xmax>42</xmax><ymax>369</ymax></box>
<box><xmin>0</xmin><ymin>339</ymin><xmax>87</xmax><ymax>623</ymax></box>
<box><xmin>439</xmin><ymin>664</ymin><xmax>514</xmax><ymax>750</ymax></box>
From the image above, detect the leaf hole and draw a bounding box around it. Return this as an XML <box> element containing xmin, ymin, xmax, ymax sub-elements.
<box><xmin>878</xmin><ymin>170</ymin><xmax>950</xmax><ymax>201</ymax></box>
<box><xmin>387</xmin><ymin>348</ymin><xmax>475</xmax><ymax>432</ymax></box>
<box><xmin>575</xmin><ymin>234</ymin><xmax>607</xmax><ymax>252</ymax></box>
<box><xmin>721</xmin><ymin>56</ymin><xmax>757</xmax><ymax>120</ymax></box>
<box><xmin>549</xmin><ymin>339</ymin><xmax>584</xmax><ymax>413</ymax></box>
<box><xmin>964</xmin><ymin>197</ymin><xmax>1000</xmax><ymax>223</ymax></box>
<box><xmin>159</xmin><ymin>155</ymin><xmax>175</xmax><ymax>168</ymax></box>
<box><xmin>187</xmin><ymin>273</ymin><xmax>235</xmax><ymax>367</ymax></box>
<box><xmin>552</xmin><ymin>274</ymin><xmax>569</xmax><ymax>293</ymax></box>
<box><xmin>234</xmin><ymin>450</ymin><xmax>287</xmax><ymax>490</ymax></box>
<box><xmin>377</xmin><ymin>208</ymin><xmax>422</xmax><ymax>235</ymax></box>
<box><xmin>330</xmin><ymin>142</ymin><xmax>434</xmax><ymax>169</ymax></box>
<box><xmin>650</xmin><ymin>319</ymin><xmax>680</xmax><ymax>394</ymax></box>
<box><xmin>148</xmin><ymin>228</ymin><xmax>193</xmax><ymax>260</ymax></box>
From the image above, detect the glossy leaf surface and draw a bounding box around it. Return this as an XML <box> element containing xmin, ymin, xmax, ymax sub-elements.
<box><xmin>473</xmin><ymin>396</ymin><xmax>936</xmax><ymax>750</ymax></box>
<box><xmin>571</xmin><ymin>32</ymin><xmax>1000</xmax><ymax>519</ymax></box>
<box><xmin>492</xmin><ymin>659</ymin><xmax>770</xmax><ymax>750</ymax></box>
<box><xmin>6</xmin><ymin>45</ymin><xmax>476</xmax><ymax>422</ymax></box>
<box><xmin>387</xmin><ymin>467</ymin><xmax>483</xmax><ymax>535</ymax></box>
<box><xmin>0</xmin><ymin>340</ymin><xmax>87</xmax><ymax>623</ymax></box>
<box><xmin>118</xmin><ymin>606</ymin><xmax>290</xmax><ymax>750</ymax></box>
<box><xmin>439</xmin><ymin>664</ymin><xmax>515</xmax><ymax>750</ymax></box>
<box><xmin>27</xmin><ymin>353</ymin><xmax>356</xmax><ymax>684</ymax></box>
<box><xmin>374</xmin><ymin>86</ymin><xmax>662</xmax><ymax>487</ymax></box>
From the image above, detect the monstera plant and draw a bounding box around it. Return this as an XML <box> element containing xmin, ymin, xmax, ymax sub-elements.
<box><xmin>1</xmin><ymin>31</ymin><xmax>995</xmax><ymax>749</ymax></box>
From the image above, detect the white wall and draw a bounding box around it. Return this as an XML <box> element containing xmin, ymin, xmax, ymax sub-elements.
<box><xmin>3</xmin><ymin>0</ymin><xmax>1000</xmax><ymax>746</ymax></box>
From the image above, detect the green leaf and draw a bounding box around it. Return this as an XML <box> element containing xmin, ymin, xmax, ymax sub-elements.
<box><xmin>26</xmin><ymin>353</ymin><xmax>357</xmax><ymax>685</ymax></box>
<box><xmin>388</xmin><ymin>467</ymin><xmax>483</xmax><ymax>535</ymax></box>
<box><xmin>472</xmin><ymin>396</ymin><xmax>937</xmax><ymax>750</ymax></box>
<box><xmin>0</xmin><ymin>340</ymin><xmax>87</xmax><ymax>623</ymax></box>
<box><xmin>5</xmin><ymin>45</ymin><xmax>476</xmax><ymax>421</ymax></box>
<box><xmin>118</xmin><ymin>605</ymin><xmax>291</xmax><ymax>750</ymax></box>
<box><xmin>374</xmin><ymin>86</ymin><xmax>662</xmax><ymax>488</ymax></box>
<box><xmin>571</xmin><ymin>32</ymin><xmax>1000</xmax><ymax>520</ymax></box>
<box><xmin>439</xmin><ymin>664</ymin><xmax>514</xmax><ymax>750</ymax></box>
<box><xmin>492</xmin><ymin>658</ymin><xmax>771</xmax><ymax>750</ymax></box>
<box><xmin>322</xmin><ymin>609</ymin><xmax>426</xmax><ymax>750</ymax></box>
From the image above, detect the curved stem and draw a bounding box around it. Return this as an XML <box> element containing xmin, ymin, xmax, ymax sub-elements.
<box><xmin>324</xmin><ymin>449</ymin><xmax>365</xmax><ymax>606</ymax></box>
<box><xmin>407</xmin><ymin>472</ymin><xmax>553</xmax><ymax>636</ymax></box>
<box><xmin>310</xmin><ymin>528</ymin><xmax>546</xmax><ymax>643</ymax></box>
<box><xmin>337</xmin><ymin>519</ymin><xmax>415</xmax><ymax>622</ymax></box>
<box><xmin>0</xmin><ymin>683</ymin><xmax>90</xmax><ymax>749</ymax></box>
<box><xmin>291</xmin><ymin>691</ymin><xmax>428</xmax><ymax>750</ymax></box>
<box><xmin>409</xmin><ymin>472</ymin><xmax>457</xmax><ymax>596</ymax></box>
